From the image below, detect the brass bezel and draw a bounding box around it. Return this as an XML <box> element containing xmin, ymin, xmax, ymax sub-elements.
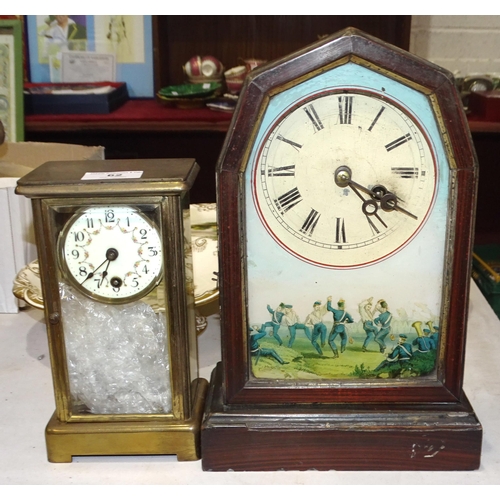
<box><xmin>57</xmin><ymin>204</ymin><xmax>164</xmax><ymax>305</ymax></box>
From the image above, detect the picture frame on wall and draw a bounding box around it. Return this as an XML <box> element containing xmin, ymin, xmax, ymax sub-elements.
<box><xmin>0</xmin><ymin>18</ymin><xmax>24</xmax><ymax>142</ymax></box>
<box><xmin>26</xmin><ymin>15</ymin><xmax>154</xmax><ymax>98</ymax></box>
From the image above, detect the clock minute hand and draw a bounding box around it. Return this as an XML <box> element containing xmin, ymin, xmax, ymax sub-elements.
<box><xmin>334</xmin><ymin>166</ymin><xmax>378</xmax><ymax>198</ymax></box>
<box><xmin>334</xmin><ymin>167</ymin><xmax>387</xmax><ymax>228</ymax></box>
<box><xmin>346</xmin><ymin>178</ymin><xmax>376</xmax><ymax>198</ymax></box>
<box><xmin>334</xmin><ymin>167</ymin><xmax>418</xmax><ymax>221</ymax></box>
<box><xmin>80</xmin><ymin>248</ymin><xmax>119</xmax><ymax>285</ymax></box>
<box><xmin>99</xmin><ymin>248</ymin><xmax>119</xmax><ymax>287</ymax></box>
<box><xmin>377</xmin><ymin>191</ymin><xmax>418</xmax><ymax>220</ymax></box>
<box><xmin>80</xmin><ymin>256</ymin><xmax>109</xmax><ymax>284</ymax></box>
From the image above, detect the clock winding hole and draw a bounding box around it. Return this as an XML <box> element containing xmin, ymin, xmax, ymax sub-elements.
<box><xmin>110</xmin><ymin>277</ymin><xmax>123</xmax><ymax>288</ymax></box>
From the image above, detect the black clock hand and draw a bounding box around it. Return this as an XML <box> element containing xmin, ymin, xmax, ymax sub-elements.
<box><xmin>80</xmin><ymin>248</ymin><xmax>119</xmax><ymax>285</ymax></box>
<box><xmin>80</xmin><ymin>257</ymin><xmax>109</xmax><ymax>284</ymax></box>
<box><xmin>347</xmin><ymin>178</ymin><xmax>377</xmax><ymax>198</ymax></box>
<box><xmin>335</xmin><ymin>167</ymin><xmax>418</xmax><ymax>220</ymax></box>
<box><xmin>368</xmin><ymin>184</ymin><xmax>418</xmax><ymax>219</ymax></box>
<box><xmin>374</xmin><ymin>189</ymin><xmax>418</xmax><ymax>220</ymax></box>
<box><xmin>99</xmin><ymin>259</ymin><xmax>112</xmax><ymax>287</ymax></box>
<box><xmin>335</xmin><ymin>166</ymin><xmax>376</xmax><ymax>198</ymax></box>
<box><xmin>349</xmin><ymin>183</ymin><xmax>388</xmax><ymax>229</ymax></box>
<box><xmin>335</xmin><ymin>167</ymin><xmax>388</xmax><ymax>228</ymax></box>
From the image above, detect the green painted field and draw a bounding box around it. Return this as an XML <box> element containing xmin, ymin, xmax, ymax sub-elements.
<box><xmin>251</xmin><ymin>327</ymin><xmax>436</xmax><ymax>380</ymax></box>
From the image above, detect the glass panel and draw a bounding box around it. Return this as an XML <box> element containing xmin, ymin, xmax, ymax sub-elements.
<box><xmin>243</xmin><ymin>64</ymin><xmax>450</xmax><ymax>384</ymax></box>
<box><xmin>52</xmin><ymin>202</ymin><xmax>172</xmax><ymax>415</ymax></box>
<box><xmin>182</xmin><ymin>194</ymin><xmax>198</xmax><ymax>383</ymax></box>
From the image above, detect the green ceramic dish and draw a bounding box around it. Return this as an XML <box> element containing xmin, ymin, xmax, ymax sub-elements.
<box><xmin>158</xmin><ymin>82</ymin><xmax>221</xmax><ymax>98</ymax></box>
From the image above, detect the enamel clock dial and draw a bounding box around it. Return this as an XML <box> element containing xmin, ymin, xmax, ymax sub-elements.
<box><xmin>254</xmin><ymin>90</ymin><xmax>436</xmax><ymax>268</ymax></box>
<box><xmin>60</xmin><ymin>205</ymin><xmax>163</xmax><ymax>304</ymax></box>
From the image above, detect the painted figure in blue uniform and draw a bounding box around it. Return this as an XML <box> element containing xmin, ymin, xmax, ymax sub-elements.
<box><xmin>411</xmin><ymin>321</ymin><xmax>436</xmax><ymax>352</ymax></box>
<box><xmin>374</xmin><ymin>334</ymin><xmax>413</xmax><ymax>372</ymax></box>
<box><xmin>413</xmin><ymin>333</ymin><xmax>435</xmax><ymax>353</ymax></box>
<box><xmin>326</xmin><ymin>297</ymin><xmax>354</xmax><ymax>358</ymax></box>
<box><xmin>428</xmin><ymin>322</ymin><xmax>439</xmax><ymax>348</ymax></box>
<box><xmin>374</xmin><ymin>300</ymin><xmax>392</xmax><ymax>353</ymax></box>
<box><xmin>283</xmin><ymin>304</ymin><xmax>312</xmax><ymax>348</ymax></box>
<box><xmin>359</xmin><ymin>297</ymin><xmax>379</xmax><ymax>352</ymax></box>
<box><xmin>261</xmin><ymin>303</ymin><xmax>285</xmax><ymax>346</ymax></box>
<box><xmin>305</xmin><ymin>300</ymin><xmax>328</xmax><ymax>355</ymax></box>
<box><xmin>249</xmin><ymin>325</ymin><xmax>287</xmax><ymax>365</ymax></box>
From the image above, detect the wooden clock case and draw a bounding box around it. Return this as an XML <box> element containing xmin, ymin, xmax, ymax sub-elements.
<box><xmin>201</xmin><ymin>28</ymin><xmax>482</xmax><ymax>471</ymax></box>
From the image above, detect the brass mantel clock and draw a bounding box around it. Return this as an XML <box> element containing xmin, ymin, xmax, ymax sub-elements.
<box><xmin>16</xmin><ymin>158</ymin><xmax>208</xmax><ymax>462</ymax></box>
<box><xmin>201</xmin><ymin>28</ymin><xmax>482</xmax><ymax>470</ymax></box>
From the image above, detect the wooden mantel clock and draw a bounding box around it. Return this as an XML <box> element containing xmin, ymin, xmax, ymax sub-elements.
<box><xmin>201</xmin><ymin>28</ymin><xmax>482</xmax><ymax>471</ymax></box>
<box><xmin>16</xmin><ymin>158</ymin><xmax>208</xmax><ymax>462</ymax></box>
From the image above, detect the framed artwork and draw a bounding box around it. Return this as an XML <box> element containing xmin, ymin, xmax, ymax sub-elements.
<box><xmin>26</xmin><ymin>15</ymin><xmax>154</xmax><ymax>97</ymax></box>
<box><xmin>0</xmin><ymin>19</ymin><xmax>24</xmax><ymax>142</ymax></box>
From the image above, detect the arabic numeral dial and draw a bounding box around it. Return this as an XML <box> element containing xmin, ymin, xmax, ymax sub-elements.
<box><xmin>60</xmin><ymin>206</ymin><xmax>164</xmax><ymax>303</ymax></box>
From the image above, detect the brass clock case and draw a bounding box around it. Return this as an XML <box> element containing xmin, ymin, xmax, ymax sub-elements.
<box><xmin>16</xmin><ymin>158</ymin><xmax>208</xmax><ymax>463</ymax></box>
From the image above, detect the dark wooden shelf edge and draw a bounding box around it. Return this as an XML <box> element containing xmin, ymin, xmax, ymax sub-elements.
<box><xmin>24</xmin><ymin>119</ymin><xmax>231</xmax><ymax>134</ymax></box>
<box><xmin>468</xmin><ymin>119</ymin><xmax>500</xmax><ymax>133</ymax></box>
<box><xmin>24</xmin><ymin>116</ymin><xmax>497</xmax><ymax>135</ymax></box>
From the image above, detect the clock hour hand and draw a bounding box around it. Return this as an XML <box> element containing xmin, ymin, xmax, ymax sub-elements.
<box><xmin>371</xmin><ymin>185</ymin><xmax>418</xmax><ymax>220</ymax></box>
<box><xmin>335</xmin><ymin>166</ymin><xmax>374</xmax><ymax>196</ymax></box>
<box><xmin>349</xmin><ymin>182</ymin><xmax>388</xmax><ymax>229</ymax></box>
<box><xmin>335</xmin><ymin>166</ymin><xmax>387</xmax><ymax>228</ymax></box>
<box><xmin>335</xmin><ymin>166</ymin><xmax>417</xmax><ymax>220</ymax></box>
<box><xmin>81</xmin><ymin>257</ymin><xmax>108</xmax><ymax>284</ymax></box>
<box><xmin>99</xmin><ymin>259</ymin><xmax>112</xmax><ymax>287</ymax></box>
<box><xmin>80</xmin><ymin>248</ymin><xmax>119</xmax><ymax>284</ymax></box>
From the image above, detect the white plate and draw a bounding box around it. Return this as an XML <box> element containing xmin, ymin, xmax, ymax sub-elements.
<box><xmin>12</xmin><ymin>260</ymin><xmax>43</xmax><ymax>309</ymax></box>
<box><xmin>189</xmin><ymin>203</ymin><xmax>218</xmax><ymax>305</ymax></box>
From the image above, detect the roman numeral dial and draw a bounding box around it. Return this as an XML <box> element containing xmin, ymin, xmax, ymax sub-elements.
<box><xmin>304</xmin><ymin>104</ymin><xmax>324</xmax><ymax>131</ymax></box>
<box><xmin>253</xmin><ymin>90</ymin><xmax>436</xmax><ymax>268</ymax></box>
<box><xmin>301</xmin><ymin>209</ymin><xmax>321</xmax><ymax>236</ymax></box>
<box><xmin>338</xmin><ymin>96</ymin><xmax>353</xmax><ymax>124</ymax></box>
<box><xmin>268</xmin><ymin>165</ymin><xmax>295</xmax><ymax>177</ymax></box>
<box><xmin>274</xmin><ymin>188</ymin><xmax>302</xmax><ymax>213</ymax></box>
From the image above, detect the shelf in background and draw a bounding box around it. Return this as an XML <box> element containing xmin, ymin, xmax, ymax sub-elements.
<box><xmin>25</xmin><ymin>103</ymin><xmax>499</xmax><ymax>134</ymax></box>
<box><xmin>23</xmin><ymin>103</ymin><xmax>500</xmax><ymax>212</ymax></box>
<box><xmin>467</xmin><ymin>118</ymin><xmax>500</xmax><ymax>134</ymax></box>
<box><xmin>24</xmin><ymin>99</ymin><xmax>233</xmax><ymax>133</ymax></box>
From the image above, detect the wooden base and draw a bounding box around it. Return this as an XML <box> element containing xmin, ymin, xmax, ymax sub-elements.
<box><xmin>45</xmin><ymin>378</ymin><xmax>208</xmax><ymax>463</ymax></box>
<box><xmin>201</xmin><ymin>364</ymin><xmax>482</xmax><ymax>471</ymax></box>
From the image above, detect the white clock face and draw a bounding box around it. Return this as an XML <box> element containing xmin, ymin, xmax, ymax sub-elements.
<box><xmin>60</xmin><ymin>206</ymin><xmax>163</xmax><ymax>303</ymax></box>
<box><xmin>252</xmin><ymin>90</ymin><xmax>437</xmax><ymax>268</ymax></box>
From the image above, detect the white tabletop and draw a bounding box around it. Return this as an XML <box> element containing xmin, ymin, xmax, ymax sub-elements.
<box><xmin>0</xmin><ymin>281</ymin><xmax>499</xmax><ymax>485</ymax></box>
